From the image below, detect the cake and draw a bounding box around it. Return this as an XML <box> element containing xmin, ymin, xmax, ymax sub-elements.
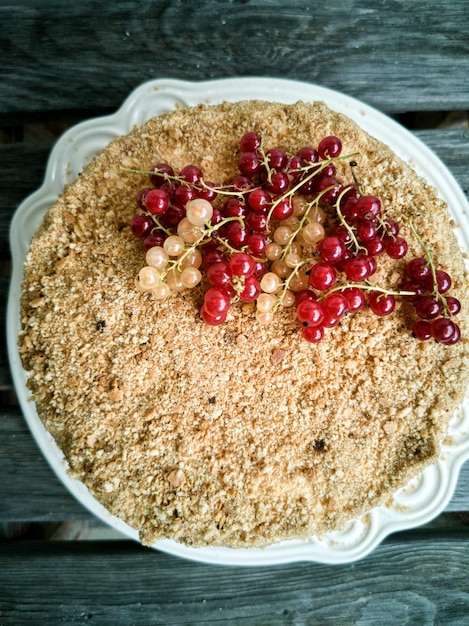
<box><xmin>18</xmin><ymin>100</ymin><xmax>469</xmax><ymax>548</ymax></box>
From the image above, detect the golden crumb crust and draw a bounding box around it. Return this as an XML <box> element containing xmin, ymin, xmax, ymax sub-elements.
<box><xmin>19</xmin><ymin>100</ymin><xmax>469</xmax><ymax>548</ymax></box>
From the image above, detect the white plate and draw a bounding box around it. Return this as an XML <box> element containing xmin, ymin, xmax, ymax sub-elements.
<box><xmin>7</xmin><ymin>77</ymin><xmax>469</xmax><ymax>566</ymax></box>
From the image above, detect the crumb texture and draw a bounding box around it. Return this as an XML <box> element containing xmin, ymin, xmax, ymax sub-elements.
<box><xmin>19</xmin><ymin>100</ymin><xmax>469</xmax><ymax>548</ymax></box>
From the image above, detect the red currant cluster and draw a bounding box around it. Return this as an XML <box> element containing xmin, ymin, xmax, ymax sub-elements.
<box><xmin>128</xmin><ymin>130</ymin><xmax>461</xmax><ymax>345</ymax></box>
<box><xmin>402</xmin><ymin>257</ymin><xmax>461</xmax><ymax>344</ymax></box>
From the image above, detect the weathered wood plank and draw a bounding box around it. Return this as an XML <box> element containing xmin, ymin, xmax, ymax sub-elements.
<box><xmin>1</xmin><ymin>406</ymin><xmax>469</xmax><ymax>522</ymax></box>
<box><xmin>1</xmin><ymin>0</ymin><xmax>469</xmax><ymax>118</ymax></box>
<box><xmin>0</xmin><ymin>533</ymin><xmax>468</xmax><ymax>625</ymax></box>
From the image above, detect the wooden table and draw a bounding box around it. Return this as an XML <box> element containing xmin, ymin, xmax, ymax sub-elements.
<box><xmin>1</xmin><ymin>2</ymin><xmax>468</xmax><ymax>623</ymax></box>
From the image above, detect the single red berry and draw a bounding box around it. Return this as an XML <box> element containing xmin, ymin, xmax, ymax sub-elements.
<box><xmin>271</xmin><ymin>197</ymin><xmax>293</xmax><ymax>220</ymax></box>
<box><xmin>144</xmin><ymin>188</ymin><xmax>170</xmax><ymax>215</ymax></box>
<box><xmin>265</xmin><ymin>170</ymin><xmax>290</xmax><ymax>195</ymax></box>
<box><xmin>238</xmin><ymin>151</ymin><xmax>261</xmax><ymax>177</ymax></box>
<box><xmin>247</xmin><ymin>233</ymin><xmax>268</xmax><ymax>256</ymax></box>
<box><xmin>355</xmin><ymin>195</ymin><xmax>381</xmax><ymax>220</ymax></box>
<box><xmin>406</xmin><ymin>257</ymin><xmax>431</xmax><ymax>281</ymax></box>
<box><xmin>424</xmin><ymin>269</ymin><xmax>452</xmax><ymax>294</ymax></box>
<box><xmin>401</xmin><ymin>280</ymin><xmax>426</xmax><ymax>303</ymax></box>
<box><xmin>174</xmin><ymin>184</ymin><xmax>196</xmax><ymax>206</ymax></box>
<box><xmin>180</xmin><ymin>165</ymin><xmax>202</xmax><ymax>185</ymax></box>
<box><xmin>445</xmin><ymin>296</ymin><xmax>461</xmax><ymax>316</ymax></box>
<box><xmin>342</xmin><ymin>287</ymin><xmax>366</xmax><ymax>312</ymax></box>
<box><xmin>204</xmin><ymin>287</ymin><xmax>231</xmax><ymax>316</ymax></box>
<box><xmin>239</xmin><ymin>276</ymin><xmax>261</xmax><ymax>302</ymax></box>
<box><xmin>415</xmin><ymin>295</ymin><xmax>444</xmax><ymax>320</ymax></box>
<box><xmin>412</xmin><ymin>320</ymin><xmax>432</xmax><ymax>340</ymax></box>
<box><xmin>143</xmin><ymin>232</ymin><xmax>165</xmax><ymax>251</ymax></box>
<box><xmin>368</xmin><ymin>291</ymin><xmax>395</xmax><ymax>316</ymax></box>
<box><xmin>385</xmin><ymin>236</ymin><xmax>408</xmax><ymax>259</ymax></box>
<box><xmin>322</xmin><ymin>293</ymin><xmax>348</xmax><ymax>319</ymax></box>
<box><xmin>356</xmin><ymin>219</ymin><xmax>377</xmax><ymax>242</ymax></box>
<box><xmin>229</xmin><ymin>252</ymin><xmax>256</xmax><ymax>277</ymax></box>
<box><xmin>364</xmin><ymin>237</ymin><xmax>385</xmax><ymax>257</ymax></box>
<box><xmin>431</xmin><ymin>317</ymin><xmax>457</xmax><ymax>342</ymax></box>
<box><xmin>130</xmin><ymin>214</ymin><xmax>153</xmax><ymax>238</ymax></box>
<box><xmin>344</xmin><ymin>255</ymin><xmax>371</xmax><ymax>282</ymax></box>
<box><xmin>240</xmin><ymin>131</ymin><xmax>261</xmax><ymax>152</ymax></box>
<box><xmin>200</xmin><ymin>305</ymin><xmax>227</xmax><ymax>326</ymax></box>
<box><xmin>442</xmin><ymin>323</ymin><xmax>461</xmax><ymax>345</ymax></box>
<box><xmin>246</xmin><ymin>211</ymin><xmax>269</xmax><ymax>233</ymax></box>
<box><xmin>266</xmin><ymin>147</ymin><xmax>288</xmax><ymax>171</ymax></box>
<box><xmin>297</xmin><ymin>299</ymin><xmax>324</xmax><ymax>326</ymax></box>
<box><xmin>248</xmin><ymin>188</ymin><xmax>271</xmax><ymax>212</ymax></box>
<box><xmin>317</xmin><ymin>236</ymin><xmax>346</xmax><ymax>264</ymax></box>
<box><xmin>149</xmin><ymin>163</ymin><xmax>174</xmax><ymax>187</ymax></box>
<box><xmin>308</xmin><ymin>263</ymin><xmax>337</xmax><ymax>290</ymax></box>
<box><xmin>196</xmin><ymin>182</ymin><xmax>217</xmax><ymax>202</ymax></box>
<box><xmin>318</xmin><ymin>135</ymin><xmax>342</xmax><ymax>159</ymax></box>
<box><xmin>295</xmin><ymin>289</ymin><xmax>317</xmax><ymax>306</ymax></box>
<box><xmin>207</xmin><ymin>261</ymin><xmax>232</xmax><ymax>288</ymax></box>
<box><xmin>224</xmin><ymin>221</ymin><xmax>249</xmax><ymax>249</ymax></box>
<box><xmin>296</xmin><ymin>146</ymin><xmax>319</xmax><ymax>165</ymax></box>
<box><xmin>302</xmin><ymin>324</ymin><xmax>324</xmax><ymax>343</ymax></box>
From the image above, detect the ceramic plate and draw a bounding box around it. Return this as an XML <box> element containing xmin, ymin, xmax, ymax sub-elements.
<box><xmin>7</xmin><ymin>78</ymin><xmax>469</xmax><ymax>565</ymax></box>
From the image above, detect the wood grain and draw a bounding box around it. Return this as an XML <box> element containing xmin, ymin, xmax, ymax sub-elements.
<box><xmin>1</xmin><ymin>535</ymin><xmax>468</xmax><ymax>625</ymax></box>
<box><xmin>1</xmin><ymin>0</ymin><xmax>468</xmax><ymax>118</ymax></box>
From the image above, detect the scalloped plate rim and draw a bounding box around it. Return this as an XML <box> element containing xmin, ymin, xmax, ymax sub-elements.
<box><xmin>7</xmin><ymin>77</ymin><xmax>469</xmax><ymax>566</ymax></box>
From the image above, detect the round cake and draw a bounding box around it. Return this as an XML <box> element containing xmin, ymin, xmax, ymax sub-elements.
<box><xmin>19</xmin><ymin>100</ymin><xmax>469</xmax><ymax>548</ymax></box>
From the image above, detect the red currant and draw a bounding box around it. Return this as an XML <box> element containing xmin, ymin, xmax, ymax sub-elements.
<box><xmin>149</xmin><ymin>163</ymin><xmax>174</xmax><ymax>187</ymax></box>
<box><xmin>317</xmin><ymin>236</ymin><xmax>346</xmax><ymax>264</ymax></box>
<box><xmin>180</xmin><ymin>165</ymin><xmax>202</xmax><ymax>185</ymax></box>
<box><xmin>204</xmin><ymin>287</ymin><xmax>231</xmax><ymax>316</ymax></box>
<box><xmin>412</xmin><ymin>320</ymin><xmax>432</xmax><ymax>340</ymax></box>
<box><xmin>431</xmin><ymin>317</ymin><xmax>457</xmax><ymax>342</ymax></box>
<box><xmin>318</xmin><ymin>135</ymin><xmax>342</xmax><ymax>159</ymax></box>
<box><xmin>355</xmin><ymin>195</ymin><xmax>381</xmax><ymax>220</ymax></box>
<box><xmin>207</xmin><ymin>261</ymin><xmax>232</xmax><ymax>287</ymax></box>
<box><xmin>322</xmin><ymin>293</ymin><xmax>348</xmax><ymax>318</ymax></box>
<box><xmin>446</xmin><ymin>296</ymin><xmax>461</xmax><ymax>316</ymax></box>
<box><xmin>248</xmin><ymin>189</ymin><xmax>271</xmax><ymax>212</ymax></box>
<box><xmin>130</xmin><ymin>214</ymin><xmax>153</xmax><ymax>238</ymax></box>
<box><xmin>302</xmin><ymin>324</ymin><xmax>324</xmax><ymax>343</ymax></box>
<box><xmin>342</xmin><ymin>287</ymin><xmax>366</xmax><ymax>312</ymax></box>
<box><xmin>240</xmin><ymin>131</ymin><xmax>261</xmax><ymax>152</ymax></box>
<box><xmin>424</xmin><ymin>269</ymin><xmax>452</xmax><ymax>294</ymax></box>
<box><xmin>200</xmin><ymin>305</ymin><xmax>227</xmax><ymax>326</ymax></box>
<box><xmin>239</xmin><ymin>276</ymin><xmax>261</xmax><ymax>302</ymax></box>
<box><xmin>368</xmin><ymin>292</ymin><xmax>395</xmax><ymax>316</ymax></box>
<box><xmin>144</xmin><ymin>188</ymin><xmax>170</xmax><ymax>215</ymax></box>
<box><xmin>406</xmin><ymin>257</ymin><xmax>431</xmax><ymax>281</ymax></box>
<box><xmin>415</xmin><ymin>295</ymin><xmax>444</xmax><ymax>320</ymax></box>
<box><xmin>238</xmin><ymin>152</ymin><xmax>261</xmax><ymax>178</ymax></box>
<box><xmin>385</xmin><ymin>236</ymin><xmax>408</xmax><ymax>259</ymax></box>
<box><xmin>297</xmin><ymin>299</ymin><xmax>324</xmax><ymax>326</ymax></box>
<box><xmin>344</xmin><ymin>255</ymin><xmax>371</xmax><ymax>281</ymax></box>
<box><xmin>229</xmin><ymin>252</ymin><xmax>256</xmax><ymax>277</ymax></box>
<box><xmin>308</xmin><ymin>263</ymin><xmax>337</xmax><ymax>290</ymax></box>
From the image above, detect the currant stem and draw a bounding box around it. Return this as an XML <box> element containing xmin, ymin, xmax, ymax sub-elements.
<box><xmin>409</xmin><ymin>219</ymin><xmax>450</xmax><ymax>315</ymax></box>
<box><xmin>335</xmin><ymin>186</ymin><xmax>366</xmax><ymax>254</ymax></box>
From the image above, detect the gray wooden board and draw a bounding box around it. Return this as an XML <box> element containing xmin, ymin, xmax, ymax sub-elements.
<box><xmin>0</xmin><ymin>535</ymin><xmax>469</xmax><ymax>625</ymax></box>
<box><xmin>1</xmin><ymin>1</ymin><xmax>468</xmax><ymax>118</ymax></box>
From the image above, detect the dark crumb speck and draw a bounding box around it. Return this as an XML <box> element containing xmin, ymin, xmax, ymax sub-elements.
<box><xmin>96</xmin><ymin>320</ymin><xmax>106</xmax><ymax>332</ymax></box>
<box><xmin>313</xmin><ymin>438</ymin><xmax>327</xmax><ymax>452</ymax></box>
<box><xmin>208</xmin><ymin>396</ymin><xmax>216</xmax><ymax>405</ymax></box>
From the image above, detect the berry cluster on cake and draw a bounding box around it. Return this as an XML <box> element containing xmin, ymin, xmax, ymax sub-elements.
<box><xmin>19</xmin><ymin>100</ymin><xmax>469</xmax><ymax>548</ymax></box>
